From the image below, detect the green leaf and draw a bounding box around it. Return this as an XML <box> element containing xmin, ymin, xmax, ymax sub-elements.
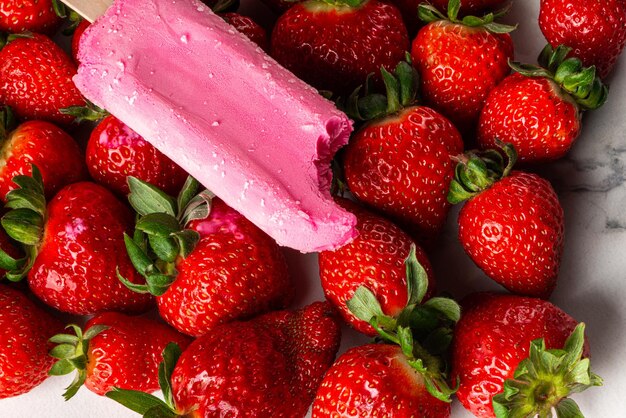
<box><xmin>180</xmin><ymin>190</ymin><xmax>214</xmax><ymax>226</ymax></box>
<box><xmin>51</xmin><ymin>0</ymin><xmax>68</xmax><ymax>18</ymax></box>
<box><xmin>346</xmin><ymin>286</ymin><xmax>385</xmax><ymax>323</ymax></box>
<box><xmin>381</xmin><ymin>67</ymin><xmax>401</xmax><ymax>114</ymax></box>
<box><xmin>49</xmin><ymin>344</ymin><xmax>76</xmax><ymax>359</ymax></box>
<box><xmin>483</xmin><ymin>22</ymin><xmax>517</xmax><ymax>34</ymax></box>
<box><xmin>117</xmin><ymin>268</ymin><xmax>150</xmax><ymax>294</ymax></box>
<box><xmin>1</xmin><ymin>208</ymin><xmax>43</xmax><ymax>245</ymax></box>
<box><xmin>49</xmin><ymin>334</ymin><xmax>79</xmax><ymax>345</ymax></box>
<box><xmin>447</xmin><ymin>0</ymin><xmax>461</xmax><ymax>21</ymax></box>
<box><xmin>158</xmin><ymin>343</ymin><xmax>182</xmax><ymax>409</ymax></box>
<box><xmin>63</xmin><ymin>369</ymin><xmax>87</xmax><ymax>400</ymax></box>
<box><xmin>127</xmin><ymin>177</ymin><xmax>177</xmax><ymax>217</ymax></box>
<box><xmin>176</xmin><ymin>176</ymin><xmax>200</xmax><ymax>214</ymax></box>
<box><xmin>396</xmin><ymin>326</ymin><xmax>414</xmax><ymax>359</ymax></box>
<box><xmin>60</xmin><ymin>101</ymin><xmax>109</xmax><ymax>123</ymax></box>
<box><xmin>563</xmin><ymin>323</ymin><xmax>585</xmax><ymax>366</ymax></box>
<box><xmin>144</xmin><ymin>406</ymin><xmax>179</xmax><ymax>418</ymax></box>
<box><xmin>48</xmin><ymin>359</ymin><xmax>76</xmax><ymax>376</ymax></box>
<box><xmin>422</xmin><ymin>297</ymin><xmax>461</xmax><ymax>323</ymax></box>
<box><xmin>405</xmin><ymin>244</ymin><xmax>428</xmax><ymax>305</ymax></box>
<box><xmin>418</xmin><ymin>4</ymin><xmax>446</xmax><ymax>23</ymax></box>
<box><xmin>148</xmin><ymin>235</ymin><xmax>179</xmax><ymax>263</ymax></box>
<box><xmin>84</xmin><ymin>325</ymin><xmax>109</xmax><ymax>341</ymax></box>
<box><xmin>106</xmin><ymin>388</ymin><xmax>173</xmax><ymax>415</ymax></box>
<box><xmin>492</xmin><ymin>394</ymin><xmax>509</xmax><ymax>418</ymax></box>
<box><xmin>123</xmin><ymin>233</ymin><xmax>152</xmax><ymax>275</ymax></box>
<box><xmin>136</xmin><ymin>213</ymin><xmax>182</xmax><ymax>238</ymax></box>
<box><xmin>171</xmin><ymin>230</ymin><xmax>200</xmax><ymax>258</ymax></box>
<box><xmin>358</xmin><ymin>94</ymin><xmax>388</xmax><ymax>120</ymax></box>
<box><xmin>145</xmin><ymin>272</ymin><xmax>176</xmax><ymax>296</ymax></box>
<box><xmin>555</xmin><ymin>398</ymin><xmax>584</xmax><ymax>418</ymax></box>
<box><xmin>0</xmin><ymin>249</ymin><xmax>25</xmax><ymax>272</ymax></box>
<box><xmin>395</xmin><ymin>60</ymin><xmax>418</xmax><ymax>107</ymax></box>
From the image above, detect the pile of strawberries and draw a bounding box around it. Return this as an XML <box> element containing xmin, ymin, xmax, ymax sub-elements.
<box><xmin>0</xmin><ymin>0</ymin><xmax>624</xmax><ymax>416</ymax></box>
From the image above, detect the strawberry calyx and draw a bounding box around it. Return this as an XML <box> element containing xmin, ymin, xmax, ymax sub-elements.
<box><xmin>118</xmin><ymin>176</ymin><xmax>213</xmax><ymax>296</ymax></box>
<box><xmin>48</xmin><ymin>324</ymin><xmax>110</xmax><ymax>400</ymax></box>
<box><xmin>60</xmin><ymin>100</ymin><xmax>110</xmax><ymax>124</ymax></box>
<box><xmin>418</xmin><ymin>0</ymin><xmax>516</xmax><ymax>34</ymax></box>
<box><xmin>211</xmin><ymin>0</ymin><xmax>241</xmax><ymax>13</ymax></box>
<box><xmin>304</xmin><ymin>0</ymin><xmax>365</xmax><ymax>10</ymax></box>
<box><xmin>509</xmin><ymin>44</ymin><xmax>609</xmax><ymax>110</ymax></box>
<box><xmin>0</xmin><ymin>106</ymin><xmax>17</xmax><ymax>142</ymax></box>
<box><xmin>0</xmin><ymin>31</ymin><xmax>35</xmax><ymax>50</ymax></box>
<box><xmin>347</xmin><ymin>244</ymin><xmax>460</xmax><ymax>402</ymax></box>
<box><xmin>492</xmin><ymin>323</ymin><xmax>602</xmax><ymax>418</ymax></box>
<box><xmin>341</xmin><ymin>54</ymin><xmax>418</xmax><ymax>121</ymax></box>
<box><xmin>0</xmin><ymin>165</ymin><xmax>47</xmax><ymax>281</ymax></box>
<box><xmin>106</xmin><ymin>342</ymin><xmax>187</xmax><ymax>417</ymax></box>
<box><xmin>447</xmin><ymin>140</ymin><xmax>517</xmax><ymax>204</ymax></box>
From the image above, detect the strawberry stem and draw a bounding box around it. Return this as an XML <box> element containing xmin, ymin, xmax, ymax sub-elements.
<box><xmin>418</xmin><ymin>0</ymin><xmax>517</xmax><ymax>33</ymax></box>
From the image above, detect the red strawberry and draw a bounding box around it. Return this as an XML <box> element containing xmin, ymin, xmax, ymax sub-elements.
<box><xmin>539</xmin><ymin>0</ymin><xmax>626</xmax><ymax>79</ymax></box>
<box><xmin>0</xmin><ymin>33</ymin><xmax>84</xmax><ymax>125</ymax></box>
<box><xmin>0</xmin><ymin>171</ymin><xmax>153</xmax><ymax>314</ymax></box>
<box><xmin>87</xmin><ymin>115</ymin><xmax>188</xmax><ymax>197</ymax></box>
<box><xmin>0</xmin><ymin>0</ymin><xmax>62</xmax><ymax>34</ymax></box>
<box><xmin>411</xmin><ymin>0</ymin><xmax>514</xmax><ymax>134</ymax></box>
<box><xmin>312</xmin><ymin>344</ymin><xmax>451</xmax><ymax>417</ymax></box>
<box><xmin>319</xmin><ymin>198</ymin><xmax>436</xmax><ymax>335</ymax></box>
<box><xmin>221</xmin><ymin>12</ymin><xmax>269</xmax><ymax>52</ymax></box>
<box><xmin>343</xmin><ymin>59</ymin><xmax>463</xmax><ymax>241</ymax></box>
<box><xmin>119</xmin><ymin>177</ymin><xmax>292</xmax><ymax>336</ymax></box>
<box><xmin>271</xmin><ymin>0</ymin><xmax>408</xmax><ymax>95</ymax></box>
<box><xmin>478</xmin><ymin>45</ymin><xmax>609</xmax><ymax>163</ymax></box>
<box><xmin>0</xmin><ymin>106</ymin><xmax>86</xmax><ymax>202</ymax></box>
<box><xmin>48</xmin><ymin>312</ymin><xmax>191</xmax><ymax>400</ymax></box>
<box><xmin>0</xmin><ymin>285</ymin><xmax>61</xmax><ymax>398</ymax></box>
<box><xmin>107</xmin><ymin>302</ymin><xmax>341</xmax><ymax>417</ymax></box>
<box><xmin>449</xmin><ymin>143</ymin><xmax>564</xmax><ymax>298</ymax></box>
<box><xmin>312</xmin><ymin>270</ymin><xmax>460</xmax><ymax>417</ymax></box>
<box><xmin>71</xmin><ymin>19</ymin><xmax>90</xmax><ymax>63</ymax></box>
<box><xmin>452</xmin><ymin>293</ymin><xmax>602</xmax><ymax>418</ymax></box>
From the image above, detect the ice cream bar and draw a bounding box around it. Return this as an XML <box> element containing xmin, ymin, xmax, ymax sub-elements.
<box><xmin>71</xmin><ymin>0</ymin><xmax>357</xmax><ymax>252</ymax></box>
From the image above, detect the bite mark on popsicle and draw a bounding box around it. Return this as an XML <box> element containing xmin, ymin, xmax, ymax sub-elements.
<box><xmin>73</xmin><ymin>0</ymin><xmax>357</xmax><ymax>253</ymax></box>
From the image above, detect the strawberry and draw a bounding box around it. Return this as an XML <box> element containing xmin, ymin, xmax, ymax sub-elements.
<box><xmin>107</xmin><ymin>302</ymin><xmax>341</xmax><ymax>417</ymax></box>
<box><xmin>48</xmin><ymin>312</ymin><xmax>191</xmax><ymax>400</ymax></box>
<box><xmin>312</xmin><ymin>344</ymin><xmax>452</xmax><ymax>417</ymax></box>
<box><xmin>271</xmin><ymin>0</ymin><xmax>408</xmax><ymax>95</ymax></box>
<box><xmin>448</xmin><ymin>143</ymin><xmax>564</xmax><ymax>298</ymax></box>
<box><xmin>452</xmin><ymin>292</ymin><xmax>602</xmax><ymax>418</ymax></box>
<box><xmin>118</xmin><ymin>177</ymin><xmax>292</xmax><ymax>336</ymax></box>
<box><xmin>312</xmin><ymin>262</ymin><xmax>460</xmax><ymax>416</ymax></box>
<box><xmin>0</xmin><ymin>285</ymin><xmax>61</xmax><ymax>398</ymax></box>
<box><xmin>0</xmin><ymin>106</ymin><xmax>86</xmax><ymax>202</ymax></box>
<box><xmin>87</xmin><ymin>115</ymin><xmax>188</xmax><ymax>197</ymax></box>
<box><xmin>221</xmin><ymin>12</ymin><xmax>269</xmax><ymax>52</ymax></box>
<box><xmin>0</xmin><ymin>33</ymin><xmax>84</xmax><ymax>125</ymax></box>
<box><xmin>411</xmin><ymin>0</ymin><xmax>514</xmax><ymax>135</ymax></box>
<box><xmin>319</xmin><ymin>198</ymin><xmax>436</xmax><ymax>336</ymax></box>
<box><xmin>342</xmin><ymin>58</ymin><xmax>463</xmax><ymax>241</ymax></box>
<box><xmin>478</xmin><ymin>45</ymin><xmax>609</xmax><ymax>163</ymax></box>
<box><xmin>71</xmin><ymin>18</ymin><xmax>90</xmax><ymax>63</ymax></box>
<box><xmin>539</xmin><ymin>0</ymin><xmax>626</xmax><ymax>80</ymax></box>
<box><xmin>0</xmin><ymin>169</ymin><xmax>153</xmax><ymax>314</ymax></box>
<box><xmin>0</xmin><ymin>0</ymin><xmax>63</xmax><ymax>34</ymax></box>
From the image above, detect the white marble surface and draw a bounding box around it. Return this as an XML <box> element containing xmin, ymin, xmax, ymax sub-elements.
<box><xmin>1</xmin><ymin>0</ymin><xmax>625</xmax><ymax>416</ymax></box>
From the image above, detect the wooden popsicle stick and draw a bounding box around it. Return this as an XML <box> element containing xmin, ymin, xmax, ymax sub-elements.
<box><xmin>59</xmin><ymin>0</ymin><xmax>113</xmax><ymax>22</ymax></box>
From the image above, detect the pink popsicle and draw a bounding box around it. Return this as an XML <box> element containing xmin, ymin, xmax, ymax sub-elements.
<box><xmin>74</xmin><ymin>0</ymin><xmax>357</xmax><ymax>252</ymax></box>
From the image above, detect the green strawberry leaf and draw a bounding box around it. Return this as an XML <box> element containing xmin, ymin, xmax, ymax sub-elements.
<box><xmin>1</xmin><ymin>208</ymin><xmax>43</xmax><ymax>246</ymax></box>
<box><xmin>158</xmin><ymin>343</ymin><xmax>182</xmax><ymax>410</ymax></box>
<box><xmin>128</xmin><ymin>177</ymin><xmax>177</xmax><ymax>217</ymax></box>
<box><xmin>171</xmin><ymin>230</ymin><xmax>200</xmax><ymax>258</ymax></box>
<box><xmin>555</xmin><ymin>399</ymin><xmax>584</xmax><ymax>418</ymax></box>
<box><xmin>123</xmin><ymin>233</ymin><xmax>152</xmax><ymax>276</ymax></box>
<box><xmin>148</xmin><ymin>235</ymin><xmax>179</xmax><ymax>263</ymax></box>
<box><xmin>405</xmin><ymin>244</ymin><xmax>429</xmax><ymax>306</ymax></box>
<box><xmin>106</xmin><ymin>388</ymin><xmax>173</xmax><ymax>416</ymax></box>
<box><xmin>48</xmin><ymin>359</ymin><xmax>75</xmax><ymax>376</ymax></box>
<box><xmin>347</xmin><ymin>286</ymin><xmax>385</xmax><ymax>323</ymax></box>
<box><xmin>136</xmin><ymin>213</ymin><xmax>182</xmax><ymax>238</ymax></box>
<box><xmin>117</xmin><ymin>268</ymin><xmax>151</xmax><ymax>294</ymax></box>
<box><xmin>180</xmin><ymin>190</ymin><xmax>214</xmax><ymax>226</ymax></box>
<box><xmin>422</xmin><ymin>297</ymin><xmax>461</xmax><ymax>323</ymax></box>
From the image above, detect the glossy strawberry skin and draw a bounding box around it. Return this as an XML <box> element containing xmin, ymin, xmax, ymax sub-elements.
<box><xmin>411</xmin><ymin>21</ymin><xmax>514</xmax><ymax>134</ymax></box>
<box><xmin>0</xmin><ymin>0</ymin><xmax>62</xmax><ymax>34</ymax></box>
<box><xmin>458</xmin><ymin>171</ymin><xmax>564</xmax><ymax>298</ymax></box>
<box><xmin>319</xmin><ymin>199</ymin><xmax>435</xmax><ymax>336</ymax></box>
<box><xmin>344</xmin><ymin>106</ymin><xmax>464</xmax><ymax>242</ymax></box>
<box><xmin>271</xmin><ymin>0</ymin><xmax>409</xmax><ymax>95</ymax></box>
<box><xmin>0</xmin><ymin>34</ymin><xmax>84</xmax><ymax>125</ymax></box>
<box><xmin>157</xmin><ymin>198</ymin><xmax>292</xmax><ymax>337</ymax></box>
<box><xmin>86</xmin><ymin>115</ymin><xmax>188</xmax><ymax>197</ymax></box>
<box><xmin>312</xmin><ymin>344</ymin><xmax>451</xmax><ymax>417</ymax></box>
<box><xmin>452</xmin><ymin>293</ymin><xmax>586</xmax><ymax>418</ymax></box>
<box><xmin>539</xmin><ymin>0</ymin><xmax>626</xmax><ymax>79</ymax></box>
<box><xmin>0</xmin><ymin>120</ymin><xmax>87</xmax><ymax>202</ymax></box>
<box><xmin>83</xmin><ymin>312</ymin><xmax>191</xmax><ymax>396</ymax></box>
<box><xmin>0</xmin><ymin>285</ymin><xmax>62</xmax><ymax>398</ymax></box>
<box><xmin>171</xmin><ymin>302</ymin><xmax>341</xmax><ymax>417</ymax></box>
<box><xmin>29</xmin><ymin>182</ymin><xmax>153</xmax><ymax>315</ymax></box>
<box><xmin>478</xmin><ymin>74</ymin><xmax>581</xmax><ymax>163</ymax></box>
<box><xmin>71</xmin><ymin>19</ymin><xmax>90</xmax><ymax>63</ymax></box>
<box><xmin>221</xmin><ymin>13</ymin><xmax>269</xmax><ymax>52</ymax></box>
